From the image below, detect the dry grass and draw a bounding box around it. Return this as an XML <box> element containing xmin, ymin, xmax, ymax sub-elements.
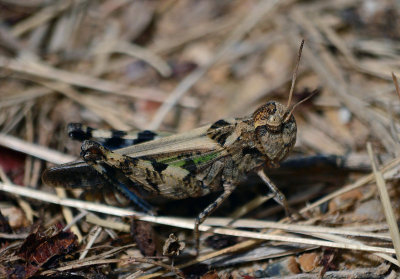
<box><xmin>1</xmin><ymin>0</ymin><xmax>400</xmax><ymax>277</ymax></box>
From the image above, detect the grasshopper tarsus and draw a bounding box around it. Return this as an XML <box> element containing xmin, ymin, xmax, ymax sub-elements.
<box><xmin>194</xmin><ymin>183</ymin><xmax>235</xmax><ymax>255</ymax></box>
<box><xmin>257</xmin><ymin>169</ymin><xmax>293</xmax><ymax>214</ymax></box>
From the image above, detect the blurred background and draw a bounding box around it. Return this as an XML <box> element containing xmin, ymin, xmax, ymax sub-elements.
<box><xmin>1</xmin><ymin>0</ymin><xmax>400</xmax><ymax>277</ymax></box>
<box><xmin>1</xmin><ymin>0</ymin><xmax>400</xmax><ymax>158</ymax></box>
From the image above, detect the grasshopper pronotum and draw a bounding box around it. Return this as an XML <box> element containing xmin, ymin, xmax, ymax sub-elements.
<box><xmin>43</xmin><ymin>40</ymin><xmax>314</xmax><ymax>254</ymax></box>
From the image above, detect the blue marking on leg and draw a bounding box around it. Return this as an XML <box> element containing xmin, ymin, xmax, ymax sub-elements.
<box><xmin>115</xmin><ymin>182</ymin><xmax>154</xmax><ymax>215</ymax></box>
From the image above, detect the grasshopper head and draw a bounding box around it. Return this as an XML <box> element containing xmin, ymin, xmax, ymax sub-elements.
<box><xmin>251</xmin><ymin>40</ymin><xmax>319</xmax><ymax>164</ymax></box>
<box><xmin>252</xmin><ymin>101</ymin><xmax>297</xmax><ymax>163</ymax></box>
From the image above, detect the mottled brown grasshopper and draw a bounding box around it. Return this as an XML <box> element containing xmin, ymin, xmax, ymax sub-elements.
<box><xmin>43</xmin><ymin>41</ymin><xmax>313</xmax><ymax>253</ymax></box>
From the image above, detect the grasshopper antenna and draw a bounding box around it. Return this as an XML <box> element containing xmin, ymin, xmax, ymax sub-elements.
<box><xmin>284</xmin><ymin>40</ymin><xmax>320</xmax><ymax>122</ymax></box>
<box><xmin>286</xmin><ymin>88</ymin><xmax>320</xmax><ymax>119</ymax></box>
<box><xmin>284</xmin><ymin>88</ymin><xmax>319</xmax><ymax>122</ymax></box>
<box><xmin>287</xmin><ymin>39</ymin><xmax>304</xmax><ymax>109</ymax></box>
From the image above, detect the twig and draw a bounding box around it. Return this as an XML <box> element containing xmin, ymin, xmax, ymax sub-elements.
<box><xmin>86</xmin><ymin>214</ymin><xmax>130</xmax><ymax>232</ymax></box>
<box><xmin>40</xmin><ymin>81</ymin><xmax>132</xmax><ymax>130</ymax></box>
<box><xmin>150</xmin><ymin>15</ymin><xmax>238</xmax><ymax>54</ymax></box>
<box><xmin>367</xmin><ymin>142</ymin><xmax>400</xmax><ymax>266</ymax></box>
<box><xmin>0</xmin><ymin>56</ymin><xmax>197</xmax><ymax>108</ymax></box>
<box><xmin>79</xmin><ymin>226</ymin><xmax>102</xmax><ymax>260</ymax></box>
<box><xmin>228</xmin><ymin>194</ymin><xmax>274</xmax><ymax>220</ymax></box>
<box><xmin>309</xmin><ymin>231</ymin><xmax>399</xmax><ymax>267</ymax></box>
<box><xmin>0</xmin><ymin>181</ymin><xmax>396</xmax><ymax>256</ymax></box>
<box><xmin>290</xmin><ymin>9</ymin><xmax>400</xmax><ymax>155</ymax></box>
<box><xmin>392</xmin><ymin>72</ymin><xmax>400</xmax><ymax>99</ymax></box>
<box><xmin>0</xmin><ymin>133</ymin><xmax>75</xmax><ymax>164</ymax></box>
<box><xmin>11</xmin><ymin>1</ymin><xmax>73</xmax><ymax>37</ymax></box>
<box><xmin>299</xmin><ymin>156</ymin><xmax>400</xmax><ymax>214</ymax></box>
<box><xmin>113</xmin><ymin>41</ymin><xmax>172</xmax><ymax>77</ymax></box>
<box><xmin>0</xmin><ymin>232</ymin><xmax>29</xmax><ymax>239</ymax></box>
<box><xmin>101</xmin><ymin>15</ymin><xmax>239</xmax><ymax>76</ymax></box>
<box><xmin>137</xmin><ymin>240</ymin><xmax>294</xmax><ymax>279</ymax></box>
<box><xmin>87</xmin><ymin>213</ymin><xmax>392</xmax><ymax>241</ymax></box>
<box><xmin>0</xmin><ymin>163</ymin><xmax>35</xmax><ymax>223</ymax></box>
<box><xmin>63</xmin><ymin>210</ymin><xmax>88</xmax><ymax>232</ymax></box>
<box><xmin>56</xmin><ymin>187</ymin><xmax>83</xmax><ymax>242</ymax></box>
<box><xmin>0</xmin><ymin>87</ymin><xmax>53</xmax><ymax>109</ymax></box>
<box><xmin>266</xmin><ymin>265</ymin><xmax>390</xmax><ymax>279</ymax></box>
<box><xmin>41</xmin><ymin>256</ymin><xmax>184</xmax><ymax>278</ymax></box>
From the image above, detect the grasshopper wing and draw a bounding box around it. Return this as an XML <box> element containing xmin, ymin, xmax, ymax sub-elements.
<box><xmin>79</xmin><ymin>119</ymin><xmax>240</xmax><ymax>199</ymax></box>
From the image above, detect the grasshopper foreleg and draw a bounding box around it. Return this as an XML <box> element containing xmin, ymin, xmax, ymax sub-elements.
<box><xmin>257</xmin><ymin>169</ymin><xmax>293</xmax><ymax>216</ymax></box>
<box><xmin>194</xmin><ymin>183</ymin><xmax>235</xmax><ymax>255</ymax></box>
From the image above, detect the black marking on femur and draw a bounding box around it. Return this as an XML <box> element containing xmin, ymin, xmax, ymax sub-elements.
<box><xmin>128</xmin><ymin>157</ymin><xmax>139</xmax><ymax>166</ymax></box>
<box><xmin>68</xmin><ymin>123</ymin><xmax>93</xmax><ymax>141</ymax></box>
<box><xmin>98</xmin><ymin>130</ymin><xmax>126</xmax><ymax>149</ymax></box>
<box><xmin>112</xmin><ymin>130</ymin><xmax>128</xmax><ymax>138</ymax></box>
<box><xmin>211</xmin><ymin>131</ymin><xmax>230</xmax><ymax>146</ymax></box>
<box><xmin>145</xmin><ymin>168</ymin><xmax>151</xmax><ymax>178</ymax></box>
<box><xmin>241</xmin><ymin>147</ymin><xmax>262</xmax><ymax>157</ymax></box>
<box><xmin>182</xmin><ymin>158</ymin><xmax>197</xmax><ymax>173</ymax></box>
<box><xmin>210</xmin><ymin>119</ymin><xmax>230</xmax><ymax>130</ymax></box>
<box><xmin>104</xmin><ymin>137</ymin><xmax>126</xmax><ymax>150</ymax></box>
<box><xmin>117</xmin><ymin>157</ymin><xmax>137</xmax><ymax>174</ymax></box>
<box><xmin>144</xmin><ymin>157</ymin><xmax>168</xmax><ymax>173</ymax></box>
<box><xmin>145</xmin><ymin>178</ymin><xmax>160</xmax><ymax>194</ymax></box>
<box><xmin>183</xmin><ymin>173</ymin><xmax>194</xmax><ymax>183</ymax></box>
<box><xmin>134</xmin><ymin>130</ymin><xmax>157</xmax><ymax>144</ymax></box>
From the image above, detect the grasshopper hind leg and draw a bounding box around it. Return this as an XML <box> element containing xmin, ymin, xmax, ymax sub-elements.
<box><xmin>68</xmin><ymin>123</ymin><xmax>162</xmax><ymax>150</ymax></box>
<box><xmin>194</xmin><ymin>183</ymin><xmax>235</xmax><ymax>255</ymax></box>
<box><xmin>81</xmin><ymin>140</ymin><xmax>155</xmax><ymax>214</ymax></box>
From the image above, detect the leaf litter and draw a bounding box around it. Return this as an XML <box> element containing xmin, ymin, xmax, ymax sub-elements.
<box><xmin>1</xmin><ymin>0</ymin><xmax>400</xmax><ymax>278</ymax></box>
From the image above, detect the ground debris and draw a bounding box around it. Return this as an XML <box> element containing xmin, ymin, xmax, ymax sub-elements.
<box><xmin>131</xmin><ymin>218</ymin><xmax>159</xmax><ymax>257</ymax></box>
<box><xmin>0</xmin><ymin>0</ymin><xmax>400</xmax><ymax>277</ymax></box>
<box><xmin>6</xmin><ymin>224</ymin><xmax>77</xmax><ymax>278</ymax></box>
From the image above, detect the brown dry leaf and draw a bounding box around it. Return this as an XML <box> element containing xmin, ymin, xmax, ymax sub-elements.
<box><xmin>11</xmin><ymin>225</ymin><xmax>77</xmax><ymax>278</ymax></box>
<box><xmin>297</xmin><ymin>252</ymin><xmax>320</xmax><ymax>272</ymax></box>
<box><xmin>131</xmin><ymin>218</ymin><xmax>159</xmax><ymax>257</ymax></box>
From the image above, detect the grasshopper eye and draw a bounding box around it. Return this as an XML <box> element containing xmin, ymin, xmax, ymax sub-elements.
<box><xmin>253</xmin><ymin>101</ymin><xmax>286</xmax><ymax>132</ymax></box>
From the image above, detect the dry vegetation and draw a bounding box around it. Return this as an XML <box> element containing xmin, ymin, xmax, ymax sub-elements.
<box><xmin>1</xmin><ymin>0</ymin><xmax>400</xmax><ymax>278</ymax></box>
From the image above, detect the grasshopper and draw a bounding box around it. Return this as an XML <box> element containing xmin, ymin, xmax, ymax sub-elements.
<box><xmin>43</xmin><ymin>41</ymin><xmax>313</xmax><ymax>253</ymax></box>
